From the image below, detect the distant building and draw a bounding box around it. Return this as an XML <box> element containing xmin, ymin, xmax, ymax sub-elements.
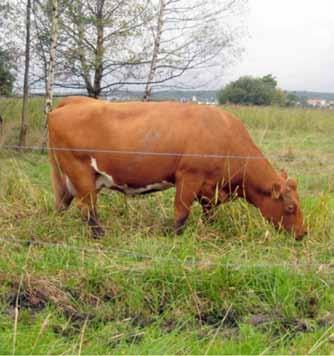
<box><xmin>306</xmin><ymin>99</ymin><xmax>328</xmax><ymax>107</ymax></box>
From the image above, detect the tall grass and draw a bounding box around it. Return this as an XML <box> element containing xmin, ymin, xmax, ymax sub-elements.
<box><xmin>227</xmin><ymin>105</ymin><xmax>334</xmax><ymax>133</ymax></box>
<box><xmin>1</xmin><ymin>98</ymin><xmax>334</xmax><ymax>354</ymax></box>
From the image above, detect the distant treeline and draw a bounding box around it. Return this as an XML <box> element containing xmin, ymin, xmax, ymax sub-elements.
<box><xmin>291</xmin><ymin>91</ymin><xmax>334</xmax><ymax>101</ymax></box>
<box><xmin>2</xmin><ymin>89</ymin><xmax>333</xmax><ymax>104</ymax></box>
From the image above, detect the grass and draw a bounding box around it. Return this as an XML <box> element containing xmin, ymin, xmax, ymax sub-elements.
<box><xmin>1</xmin><ymin>98</ymin><xmax>334</xmax><ymax>354</ymax></box>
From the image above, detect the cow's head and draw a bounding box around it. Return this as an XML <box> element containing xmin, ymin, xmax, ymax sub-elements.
<box><xmin>258</xmin><ymin>170</ymin><xmax>306</xmax><ymax>240</ymax></box>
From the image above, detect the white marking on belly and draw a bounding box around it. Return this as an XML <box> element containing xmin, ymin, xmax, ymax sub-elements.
<box><xmin>65</xmin><ymin>175</ymin><xmax>76</xmax><ymax>196</ymax></box>
<box><xmin>123</xmin><ymin>181</ymin><xmax>174</xmax><ymax>195</ymax></box>
<box><xmin>90</xmin><ymin>157</ymin><xmax>174</xmax><ymax>195</ymax></box>
<box><xmin>91</xmin><ymin>158</ymin><xmax>116</xmax><ymax>189</ymax></box>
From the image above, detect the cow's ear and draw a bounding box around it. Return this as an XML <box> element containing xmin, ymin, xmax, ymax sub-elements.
<box><xmin>272</xmin><ymin>182</ymin><xmax>282</xmax><ymax>200</ymax></box>
<box><xmin>287</xmin><ymin>178</ymin><xmax>297</xmax><ymax>190</ymax></box>
<box><xmin>280</xmin><ymin>169</ymin><xmax>288</xmax><ymax>179</ymax></box>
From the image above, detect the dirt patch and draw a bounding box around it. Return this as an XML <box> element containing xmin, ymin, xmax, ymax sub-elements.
<box><xmin>317</xmin><ymin>312</ymin><xmax>334</xmax><ymax>327</ymax></box>
<box><xmin>248</xmin><ymin>313</ymin><xmax>272</xmax><ymax>327</ymax></box>
<box><xmin>198</xmin><ymin>307</ymin><xmax>239</xmax><ymax>328</ymax></box>
<box><xmin>131</xmin><ymin>312</ymin><xmax>155</xmax><ymax>328</ymax></box>
<box><xmin>3</xmin><ymin>273</ymin><xmax>77</xmax><ymax>317</ymax></box>
<box><xmin>248</xmin><ymin>311</ymin><xmax>312</xmax><ymax>334</ymax></box>
<box><xmin>2</xmin><ymin>272</ymin><xmax>122</xmax><ymax>317</ymax></box>
<box><xmin>295</xmin><ymin>295</ymin><xmax>319</xmax><ymax>318</ymax></box>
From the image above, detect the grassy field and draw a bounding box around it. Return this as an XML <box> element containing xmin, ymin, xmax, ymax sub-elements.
<box><xmin>0</xmin><ymin>98</ymin><xmax>334</xmax><ymax>354</ymax></box>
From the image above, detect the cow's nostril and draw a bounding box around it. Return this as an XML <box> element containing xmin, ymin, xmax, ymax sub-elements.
<box><xmin>295</xmin><ymin>229</ymin><xmax>307</xmax><ymax>241</ymax></box>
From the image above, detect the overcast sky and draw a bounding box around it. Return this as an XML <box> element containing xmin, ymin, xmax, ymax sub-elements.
<box><xmin>222</xmin><ymin>0</ymin><xmax>334</xmax><ymax>92</ymax></box>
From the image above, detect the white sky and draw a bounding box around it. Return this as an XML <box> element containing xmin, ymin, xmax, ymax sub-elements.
<box><xmin>222</xmin><ymin>0</ymin><xmax>334</xmax><ymax>92</ymax></box>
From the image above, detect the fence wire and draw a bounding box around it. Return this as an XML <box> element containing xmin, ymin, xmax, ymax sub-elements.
<box><xmin>1</xmin><ymin>141</ymin><xmax>334</xmax><ymax>274</ymax></box>
<box><xmin>1</xmin><ymin>144</ymin><xmax>334</xmax><ymax>164</ymax></box>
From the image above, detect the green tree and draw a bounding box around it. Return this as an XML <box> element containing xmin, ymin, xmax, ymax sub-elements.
<box><xmin>261</xmin><ymin>74</ymin><xmax>277</xmax><ymax>89</ymax></box>
<box><xmin>218</xmin><ymin>74</ymin><xmax>290</xmax><ymax>106</ymax></box>
<box><xmin>218</xmin><ymin>76</ymin><xmax>274</xmax><ymax>106</ymax></box>
<box><xmin>285</xmin><ymin>92</ymin><xmax>299</xmax><ymax>106</ymax></box>
<box><xmin>272</xmin><ymin>88</ymin><xmax>286</xmax><ymax>106</ymax></box>
<box><xmin>0</xmin><ymin>49</ymin><xmax>15</xmax><ymax>96</ymax></box>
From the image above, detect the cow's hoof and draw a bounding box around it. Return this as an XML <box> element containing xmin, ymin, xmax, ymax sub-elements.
<box><xmin>174</xmin><ymin>218</ymin><xmax>187</xmax><ymax>235</ymax></box>
<box><xmin>91</xmin><ymin>226</ymin><xmax>105</xmax><ymax>239</ymax></box>
<box><xmin>174</xmin><ymin>225</ymin><xmax>185</xmax><ymax>235</ymax></box>
<box><xmin>161</xmin><ymin>225</ymin><xmax>174</xmax><ymax>236</ymax></box>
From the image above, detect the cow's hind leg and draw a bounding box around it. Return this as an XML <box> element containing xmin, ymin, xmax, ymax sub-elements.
<box><xmin>49</xmin><ymin>153</ymin><xmax>74</xmax><ymax>212</ymax></box>
<box><xmin>65</xmin><ymin>160</ymin><xmax>104</xmax><ymax>238</ymax></box>
<box><xmin>174</xmin><ymin>172</ymin><xmax>203</xmax><ymax>234</ymax></box>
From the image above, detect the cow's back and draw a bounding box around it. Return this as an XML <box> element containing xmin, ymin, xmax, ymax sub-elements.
<box><xmin>49</xmin><ymin>100</ymin><xmax>241</xmax><ymax>151</ymax></box>
<box><xmin>48</xmin><ymin>100</ymin><xmax>260</xmax><ymax>185</ymax></box>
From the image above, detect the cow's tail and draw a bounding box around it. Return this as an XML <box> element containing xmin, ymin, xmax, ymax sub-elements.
<box><xmin>48</xmin><ymin>131</ymin><xmax>74</xmax><ymax>211</ymax></box>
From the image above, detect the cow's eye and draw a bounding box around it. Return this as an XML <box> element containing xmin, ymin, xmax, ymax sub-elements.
<box><xmin>285</xmin><ymin>204</ymin><xmax>296</xmax><ymax>214</ymax></box>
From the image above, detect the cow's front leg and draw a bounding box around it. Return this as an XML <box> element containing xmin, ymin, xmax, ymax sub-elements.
<box><xmin>174</xmin><ymin>172</ymin><xmax>203</xmax><ymax>234</ymax></box>
<box><xmin>199</xmin><ymin>195</ymin><xmax>216</xmax><ymax>221</ymax></box>
<box><xmin>77</xmin><ymin>192</ymin><xmax>105</xmax><ymax>238</ymax></box>
<box><xmin>199</xmin><ymin>188</ymin><xmax>230</xmax><ymax>221</ymax></box>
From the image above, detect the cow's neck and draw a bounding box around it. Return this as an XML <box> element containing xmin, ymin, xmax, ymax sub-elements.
<box><xmin>237</xmin><ymin>157</ymin><xmax>279</xmax><ymax>206</ymax></box>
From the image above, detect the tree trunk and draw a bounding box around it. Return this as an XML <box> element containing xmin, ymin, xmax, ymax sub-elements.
<box><xmin>44</xmin><ymin>0</ymin><xmax>59</xmax><ymax>123</ymax></box>
<box><xmin>41</xmin><ymin>0</ymin><xmax>59</xmax><ymax>150</ymax></box>
<box><xmin>93</xmin><ymin>0</ymin><xmax>105</xmax><ymax>98</ymax></box>
<box><xmin>19</xmin><ymin>0</ymin><xmax>32</xmax><ymax>147</ymax></box>
<box><xmin>0</xmin><ymin>114</ymin><xmax>3</xmax><ymax>138</ymax></box>
<box><xmin>143</xmin><ymin>0</ymin><xmax>166</xmax><ymax>101</ymax></box>
<box><xmin>77</xmin><ymin>14</ymin><xmax>94</xmax><ymax>97</ymax></box>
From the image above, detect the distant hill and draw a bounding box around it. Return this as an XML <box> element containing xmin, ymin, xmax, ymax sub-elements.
<box><xmin>152</xmin><ymin>90</ymin><xmax>218</xmax><ymax>102</ymax></box>
<box><xmin>37</xmin><ymin>89</ymin><xmax>334</xmax><ymax>103</ymax></box>
<box><xmin>109</xmin><ymin>89</ymin><xmax>334</xmax><ymax>103</ymax></box>
<box><xmin>107</xmin><ymin>90</ymin><xmax>218</xmax><ymax>103</ymax></box>
<box><xmin>289</xmin><ymin>91</ymin><xmax>334</xmax><ymax>101</ymax></box>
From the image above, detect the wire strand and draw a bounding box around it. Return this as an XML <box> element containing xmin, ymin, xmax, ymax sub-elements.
<box><xmin>1</xmin><ymin>144</ymin><xmax>334</xmax><ymax>163</ymax></box>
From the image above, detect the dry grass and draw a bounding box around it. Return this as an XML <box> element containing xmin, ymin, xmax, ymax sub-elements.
<box><xmin>1</xmin><ymin>98</ymin><xmax>334</xmax><ymax>354</ymax></box>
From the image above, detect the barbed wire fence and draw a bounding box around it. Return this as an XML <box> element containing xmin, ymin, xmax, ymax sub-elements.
<box><xmin>1</xmin><ymin>145</ymin><xmax>334</xmax><ymax>269</ymax></box>
<box><xmin>0</xmin><ymin>143</ymin><xmax>334</xmax><ymax>163</ymax></box>
<box><xmin>0</xmin><ymin>97</ymin><xmax>334</xmax><ymax>272</ymax></box>
<box><xmin>1</xmin><ymin>144</ymin><xmax>334</xmax><ymax>184</ymax></box>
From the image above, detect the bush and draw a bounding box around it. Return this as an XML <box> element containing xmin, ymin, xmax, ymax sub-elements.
<box><xmin>218</xmin><ymin>74</ymin><xmax>290</xmax><ymax>107</ymax></box>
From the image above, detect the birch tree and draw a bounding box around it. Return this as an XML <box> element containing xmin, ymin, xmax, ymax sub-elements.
<box><xmin>25</xmin><ymin>0</ymin><xmax>246</xmax><ymax>100</ymax></box>
<box><xmin>44</xmin><ymin>0</ymin><xmax>59</xmax><ymax>119</ymax></box>
<box><xmin>140</xmin><ymin>0</ymin><xmax>246</xmax><ymax>100</ymax></box>
<box><xmin>143</xmin><ymin>0</ymin><xmax>166</xmax><ymax>101</ymax></box>
<box><xmin>56</xmin><ymin>0</ymin><xmax>150</xmax><ymax>98</ymax></box>
<box><xmin>19</xmin><ymin>0</ymin><xmax>32</xmax><ymax>147</ymax></box>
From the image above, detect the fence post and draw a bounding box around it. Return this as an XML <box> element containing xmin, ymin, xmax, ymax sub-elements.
<box><xmin>0</xmin><ymin>114</ymin><xmax>3</xmax><ymax>138</ymax></box>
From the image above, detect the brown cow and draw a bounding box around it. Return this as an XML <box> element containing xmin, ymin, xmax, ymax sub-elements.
<box><xmin>48</xmin><ymin>96</ymin><xmax>306</xmax><ymax>239</ymax></box>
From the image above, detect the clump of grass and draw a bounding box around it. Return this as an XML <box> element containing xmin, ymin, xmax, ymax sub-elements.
<box><xmin>226</xmin><ymin>105</ymin><xmax>334</xmax><ymax>134</ymax></box>
<box><xmin>1</xmin><ymin>99</ymin><xmax>334</xmax><ymax>353</ymax></box>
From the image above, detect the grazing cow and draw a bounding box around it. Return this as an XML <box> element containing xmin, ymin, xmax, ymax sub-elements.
<box><xmin>48</xmin><ymin>96</ymin><xmax>306</xmax><ymax>239</ymax></box>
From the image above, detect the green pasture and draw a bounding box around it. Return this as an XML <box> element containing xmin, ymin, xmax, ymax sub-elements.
<box><xmin>0</xmin><ymin>98</ymin><xmax>334</xmax><ymax>354</ymax></box>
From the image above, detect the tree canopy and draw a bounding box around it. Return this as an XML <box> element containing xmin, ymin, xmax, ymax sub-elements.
<box><xmin>218</xmin><ymin>75</ymin><xmax>295</xmax><ymax>106</ymax></box>
<box><xmin>0</xmin><ymin>0</ymin><xmax>247</xmax><ymax>99</ymax></box>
